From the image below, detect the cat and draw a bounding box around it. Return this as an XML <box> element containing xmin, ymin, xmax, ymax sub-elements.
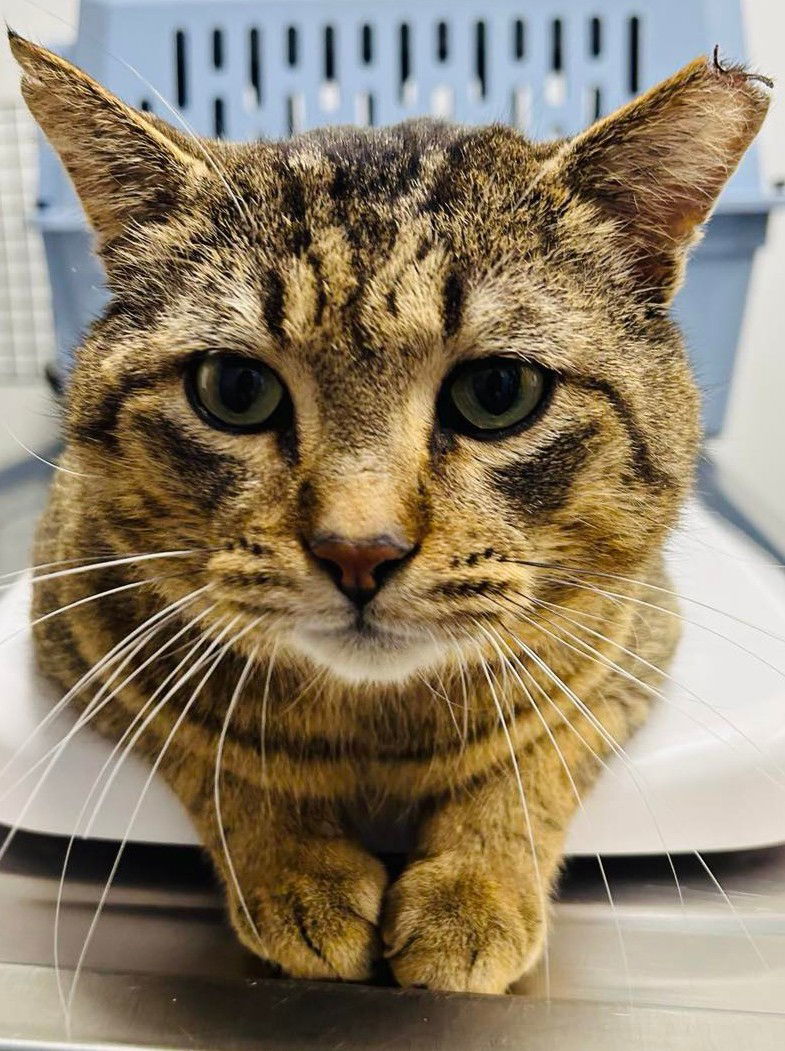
<box><xmin>11</xmin><ymin>30</ymin><xmax>769</xmax><ymax>993</ymax></box>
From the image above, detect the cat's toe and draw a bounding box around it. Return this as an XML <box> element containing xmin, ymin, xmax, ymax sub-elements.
<box><xmin>382</xmin><ymin>853</ymin><xmax>544</xmax><ymax>994</ymax></box>
<box><xmin>230</xmin><ymin>840</ymin><xmax>388</xmax><ymax>982</ymax></box>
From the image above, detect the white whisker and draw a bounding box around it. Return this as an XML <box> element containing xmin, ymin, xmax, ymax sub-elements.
<box><xmin>80</xmin><ymin>614</ymin><xmax>224</xmax><ymax>842</ymax></box>
<box><xmin>528</xmin><ymin>596</ymin><xmax>785</xmax><ymax>789</ymax></box>
<box><xmin>0</xmin><ymin>590</ymin><xmax>215</xmax><ymax>855</ymax></box>
<box><xmin>443</xmin><ymin>631</ymin><xmax>472</xmax><ymax>748</ymax></box>
<box><xmin>259</xmin><ymin>641</ymin><xmax>279</xmax><ymax>788</ymax></box>
<box><xmin>539</xmin><ymin>565</ymin><xmax>785</xmax><ymax>651</ymax></box>
<box><xmin>214</xmin><ymin>640</ymin><xmax>264</xmax><ymax>952</ymax></box>
<box><xmin>473</xmin><ymin>630</ymin><xmax>551</xmax><ymax>1002</ymax></box>
<box><xmin>278</xmin><ymin>665</ymin><xmax>327</xmax><ymax>717</ymax></box>
<box><xmin>693</xmin><ymin>850</ymin><xmax>769</xmax><ymax>969</ymax></box>
<box><xmin>53</xmin><ymin>606</ymin><xmax>217</xmax><ymax>1017</ymax></box>
<box><xmin>0</xmin><ymin>421</ymin><xmax>93</xmax><ymax>478</ymax></box>
<box><xmin>0</xmin><ymin>554</ymin><xmax>107</xmax><ymax>584</ymax></box>
<box><xmin>1</xmin><ymin>572</ymin><xmax>187</xmax><ymax>653</ymax></box>
<box><xmin>65</xmin><ymin>614</ymin><xmax>257</xmax><ymax>1027</ymax></box>
<box><xmin>0</xmin><ymin>585</ymin><xmax>208</xmax><ymax>785</ymax></box>
<box><xmin>482</xmin><ymin>624</ymin><xmax>633</xmax><ymax>1009</ymax></box>
<box><xmin>417</xmin><ymin>669</ymin><xmax>463</xmax><ymax>742</ymax></box>
<box><xmin>500</xmin><ymin>622</ymin><xmax>686</xmax><ymax>908</ymax></box>
<box><xmin>0</xmin><ymin>547</ymin><xmax>208</xmax><ymax>593</ymax></box>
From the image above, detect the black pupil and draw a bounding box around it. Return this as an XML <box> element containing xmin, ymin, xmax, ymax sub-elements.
<box><xmin>472</xmin><ymin>365</ymin><xmax>519</xmax><ymax>416</ymax></box>
<box><xmin>219</xmin><ymin>363</ymin><xmax>263</xmax><ymax>414</ymax></box>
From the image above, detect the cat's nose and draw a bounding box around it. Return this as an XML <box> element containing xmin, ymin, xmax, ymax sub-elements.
<box><xmin>308</xmin><ymin>534</ymin><xmax>414</xmax><ymax>605</ymax></box>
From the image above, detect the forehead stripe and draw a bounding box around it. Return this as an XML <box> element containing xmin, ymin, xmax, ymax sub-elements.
<box><xmin>263</xmin><ymin>268</ymin><xmax>286</xmax><ymax>340</ymax></box>
<box><xmin>442</xmin><ymin>269</ymin><xmax>464</xmax><ymax>339</ymax></box>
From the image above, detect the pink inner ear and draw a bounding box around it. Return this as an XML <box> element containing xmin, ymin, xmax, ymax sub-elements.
<box><xmin>554</xmin><ymin>54</ymin><xmax>770</xmax><ymax>298</ymax></box>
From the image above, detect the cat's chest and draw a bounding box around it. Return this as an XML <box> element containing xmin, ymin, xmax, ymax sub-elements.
<box><xmin>348</xmin><ymin>797</ymin><xmax>421</xmax><ymax>855</ymax></box>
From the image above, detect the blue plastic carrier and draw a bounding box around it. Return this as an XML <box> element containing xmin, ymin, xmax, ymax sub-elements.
<box><xmin>35</xmin><ymin>0</ymin><xmax>772</xmax><ymax>434</ymax></box>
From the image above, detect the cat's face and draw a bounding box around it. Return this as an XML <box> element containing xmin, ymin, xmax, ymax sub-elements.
<box><xmin>13</xmin><ymin>36</ymin><xmax>768</xmax><ymax>685</ymax></box>
<box><xmin>64</xmin><ymin>126</ymin><xmax>701</xmax><ymax>685</ymax></box>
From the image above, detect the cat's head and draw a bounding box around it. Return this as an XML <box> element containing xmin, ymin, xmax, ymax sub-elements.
<box><xmin>13</xmin><ymin>33</ymin><xmax>769</xmax><ymax>684</ymax></box>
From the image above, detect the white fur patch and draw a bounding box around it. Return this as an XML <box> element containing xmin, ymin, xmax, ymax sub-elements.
<box><xmin>288</xmin><ymin>622</ymin><xmax>448</xmax><ymax>685</ymax></box>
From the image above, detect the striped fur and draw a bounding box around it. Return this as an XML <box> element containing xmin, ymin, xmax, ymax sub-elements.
<box><xmin>12</xmin><ymin>33</ymin><xmax>769</xmax><ymax>992</ymax></box>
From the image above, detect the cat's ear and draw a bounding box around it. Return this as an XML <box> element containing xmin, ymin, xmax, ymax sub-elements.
<box><xmin>8</xmin><ymin>30</ymin><xmax>211</xmax><ymax>246</ymax></box>
<box><xmin>550</xmin><ymin>51</ymin><xmax>771</xmax><ymax>303</ymax></box>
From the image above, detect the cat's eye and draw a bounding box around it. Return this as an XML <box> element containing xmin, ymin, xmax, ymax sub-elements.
<box><xmin>438</xmin><ymin>358</ymin><xmax>549</xmax><ymax>438</ymax></box>
<box><xmin>185</xmin><ymin>353</ymin><xmax>291</xmax><ymax>433</ymax></box>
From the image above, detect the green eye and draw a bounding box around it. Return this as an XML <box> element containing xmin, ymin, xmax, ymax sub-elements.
<box><xmin>186</xmin><ymin>353</ymin><xmax>290</xmax><ymax>433</ymax></box>
<box><xmin>440</xmin><ymin>358</ymin><xmax>549</xmax><ymax>437</ymax></box>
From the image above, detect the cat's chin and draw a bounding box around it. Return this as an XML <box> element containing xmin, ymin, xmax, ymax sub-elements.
<box><xmin>287</xmin><ymin>623</ymin><xmax>448</xmax><ymax>685</ymax></box>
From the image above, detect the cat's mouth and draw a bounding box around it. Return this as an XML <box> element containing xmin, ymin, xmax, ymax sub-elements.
<box><xmin>288</xmin><ymin>615</ymin><xmax>447</xmax><ymax>685</ymax></box>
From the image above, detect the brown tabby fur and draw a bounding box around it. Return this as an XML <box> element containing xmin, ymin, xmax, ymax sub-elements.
<box><xmin>11</xmin><ymin>31</ymin><xmax>769</xmax><ymax>992</ymax></box>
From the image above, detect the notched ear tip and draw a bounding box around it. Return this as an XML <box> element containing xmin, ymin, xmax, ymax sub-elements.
<box><xmin>710</xmin><ymin>44</ymin><xmax>774</xmax><ymax>95</ymax></box>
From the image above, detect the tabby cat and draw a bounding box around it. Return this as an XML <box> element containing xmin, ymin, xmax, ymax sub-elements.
<box><xmin>11</xmin><ymin>30</ymin><xmax>769</xmax><ymax>993</ymax></box>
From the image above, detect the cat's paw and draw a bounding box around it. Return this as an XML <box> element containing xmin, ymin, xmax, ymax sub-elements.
<box><xmin>382</xmin><ymin>853</ymin><xmax>545</xmax><ymax>994</ymax></box>
<box><xmin>229</xmin><ymin>839</ymin><xmax>388</xmax><ymax>982</ymax></box>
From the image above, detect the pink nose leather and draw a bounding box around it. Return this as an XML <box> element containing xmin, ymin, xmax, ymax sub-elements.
<box><xmin>309</xmin><ymin>536</ymin><xmax>412</xmax><ymax>597</ymax></box>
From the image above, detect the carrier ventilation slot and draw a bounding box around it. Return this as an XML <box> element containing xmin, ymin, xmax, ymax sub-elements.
<box><xmin>590</xmin><ymin>17</ymin><xmax>602</xmax><ymax>57</ymax></box>
<box><xmin>287</xmin><ymin>26</ymin><xmax>299</xmax><ymax>67</ymax></box>
<box><xmin>399</xmin><ymin>23</ymin><xmax>412</xmax><ymax>102</ymax></box>
<box><xmin>361</xmin><ymin>24</ymin><xmax>373</xmax><ymax>64</ymax></box>
<box><xmin>551</xmin><ymin>18</ymin><xmax>563</xmax><ymax>71</ymax></box>
<box><xmin>212</xmin><ymin>28</ymin><xmax>224</xmax><ymax>69</ymax></box>
<box><xmin>436</xmin><ymin>21</ymin><xmax>449</xmax><ymax>62</ymax></box>
<box><xmin>475</xmin><ymin>21</ymin><xmax>487</xmax><ymax>99</ymax></box>
<box><xmin>287</xmin><ymin>93</ymin><xmax>305</xmax><ymax>135</ymax></box>
<box><xmin>213</xmin><ymin>97</ymin><xmax>225</xmax><ymax>137</ymax></box>
<box><xmin>545</xmin><ymin>17</ymin><xmax>567</xmax><ymax>108</ymax></box>
<box><xmin>628</xmin><ymin>16</ymin><xmax>641</xmax><ymax>93</ymax></box>
<box><xmin>321</xmin><ymin>25</ymin><xmax>340</xmax><ymax>111</ymax></box>
<box><xmin>248</xmin><ymin>28</ymin><xmax>262</xmax><ymax>106</ymax></box>
<box><xmin>324</xmin><ymin>25</ymin><xmax>336</xmax><ymax>80</ymax></box>
<box><xmin>513</xmin><ymin>19</ymin><xmax>525</xmax><ymax>61</ymax></box>
<box><xmin>171</xmin><ymin>12</ymin><xmax>646</xmax><ymax>135</ymax></box>
<box><xmin>355</xmin><ymin>91</ymin><xmax>376</xmax><ymax>126</ymax></box>
<box><xmin>175</xmin><ymin>29</ymin><xmax>188</xmax><ymax>107</ymax></box>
